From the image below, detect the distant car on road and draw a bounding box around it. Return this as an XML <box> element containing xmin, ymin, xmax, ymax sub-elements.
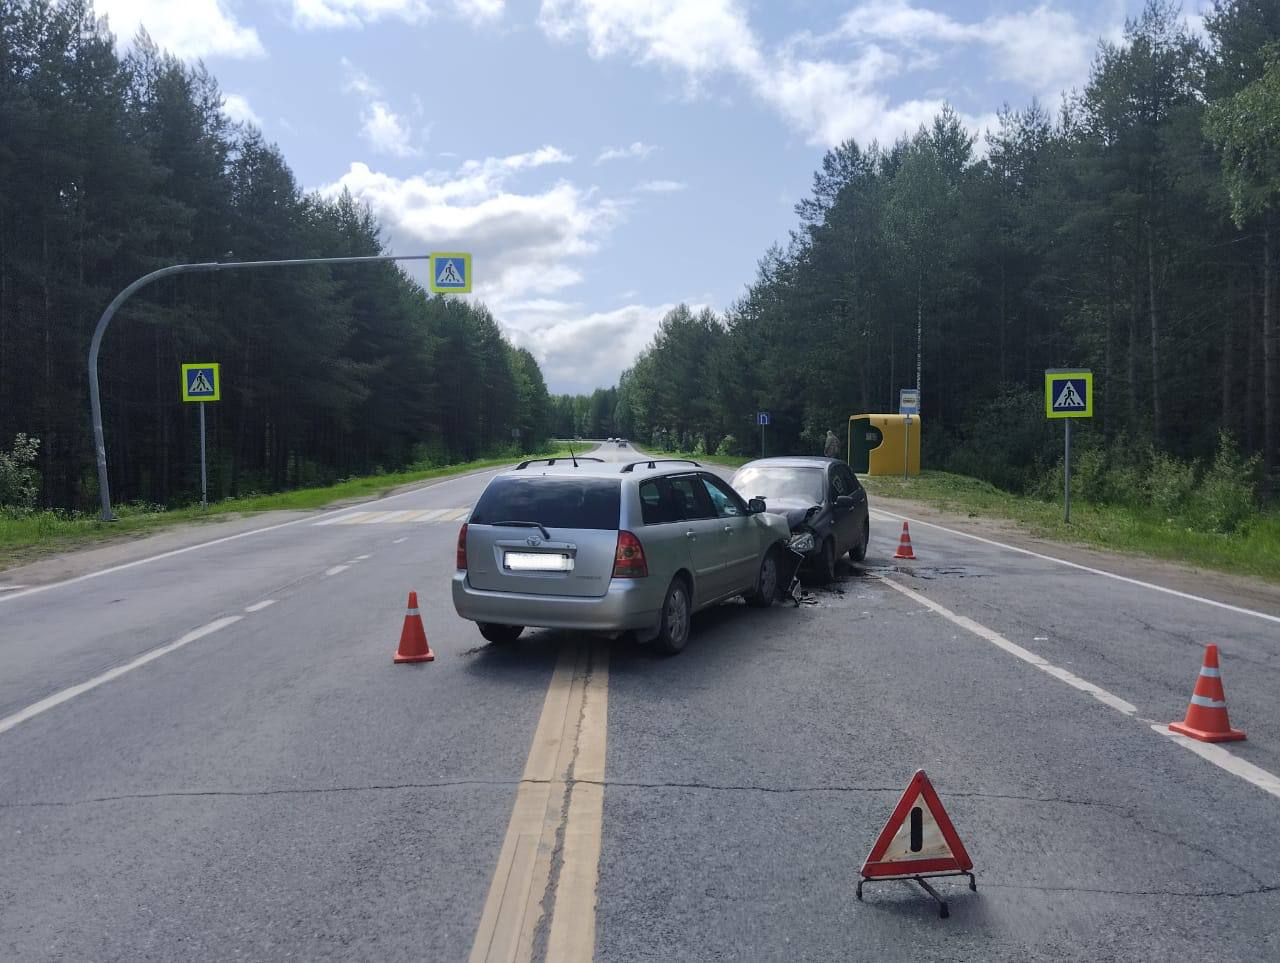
<box><xmin>452</xmin><ymin>457</ymin><xmax>790</xmax><ymax>654</ymax></box>
<box><xmin>616</xmin><ymin>438</ymin><xmax>628</xmax><ymax>447</ymax></box>
<box><xmin>731</xmin><ymin>457</ymin><xmax>869</xmax><ymax>582</ymax></box>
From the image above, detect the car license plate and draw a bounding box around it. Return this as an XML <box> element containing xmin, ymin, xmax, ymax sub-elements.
<box><xmin>504</xmin><ymin>552</ymin><xmax>573</xmax><ymax>572</ymax></box>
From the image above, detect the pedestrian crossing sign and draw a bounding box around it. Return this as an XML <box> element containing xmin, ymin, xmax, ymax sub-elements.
<box><xmin>429</xmin><ymin>252</ymin><xmax>471</xmax><ymax>293</ymax></box>
<box><xmin>1044</xmin><ymin>369</ymin><xmax>1092</xmax><ymax>419</ymax></box>
<box><xmin>181</xmin><ymin>363</ymin><xmax>220</xmax><ymax>402</ymax></box>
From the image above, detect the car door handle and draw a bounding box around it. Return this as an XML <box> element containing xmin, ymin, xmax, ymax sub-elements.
<box><xmin>685</xmin><ymin>530</ymin><xmax>696</xmax><ymax>539</ymax></box>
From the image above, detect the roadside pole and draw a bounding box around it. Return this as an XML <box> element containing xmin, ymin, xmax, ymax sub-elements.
<box><xmin>903</xmin><ymin>415</ymin><xmax>911</xmax><ymax>480</ymax></box>
<box><xmin>757</xmin><ymin>411</ymin><xmax>770</xmax><ymax>457</ymax></box>
<box><xmin>1044</xmin><ymin>369</ymin><xmax>1092</xmax><ymax>524</ymax></box>
<box><xmin>181</xmin><ymin>363</ymin><xmax>220</xmax><ymax>510</ymax></box>
<box><xmin>898</xmin><ymin>388</ymin><xmax>920</xmax><ymax>481</ymax></box>
<box><xmin>199</xmin><ymin>404</ymin><xmax>207</xmax><ymax>509</ymax></box>
<box><xmin>1064</xmin><ymin>419</ymin><xmax>1071</xmax><ymax>523</ymax></box>
<box><xmin>88</xmin><ymin>251</ymin><xmax>469</xmax><ymax>521</ymax></box>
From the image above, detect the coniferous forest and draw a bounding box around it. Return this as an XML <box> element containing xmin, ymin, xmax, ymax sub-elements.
<box><xmin>561</xmin><ymin>1</ymin><xmax>1280</xmax><ymax>504</ymax></box>
<box><xmin>0</xmin><ymin>0</ymin><xmax>552</xmax><ymax>512</ymax></box>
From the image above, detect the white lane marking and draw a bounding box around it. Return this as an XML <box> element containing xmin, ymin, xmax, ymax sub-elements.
<box><xmin>877</xmin><ymin>573</ymin><xmax>1280</xmax><ymax>800</ymax></box>
<box><xmin>0</xmin><ymin>616</ymin><xmax>241</xmax><ymax>736</ymax></box>
<box><xmin>313</xmin><ymin>513</ymin><xmax>362</xmax><ymax>526</ymax></box>
<box><xmin>869</xmin><ymin>507</ymin><xmax>1280</xmax><ymax>626</ymax></box>
<box><xmin>324</xmin><ymin>564</ymin><xmax>350</xmax><ymax>576</ymax></box>
<box><xmin>393</xmin><ymin>537</ymin><xmax>409</xmax><ymax>544</ymax></box>
<box><xmin>355</xmin><ymin>554</ymin><xmax>371</xmax><ymax>561</ymax></box>
<box><xmin>1154</xmin><ymin>726</ymin><xmax>1280</xmax><ymax>801</ymax></box>
<box><xmin>877</xmin><ymin>574</ymin><xmax>1139</xmax><ymax>716</ymax></box>
<box><xmin>244</xmin><ymin>599</ymin><xmax>276</xmax><ymax>613</ymax></box>
<box><xmin>0</xmin><ymin>465</ymin><xmax>516</xmax><ymax>605</ymax></box>
<box><xmin>412</xmin><ymin>508</ymin><xmax>449</xmax><ymax>523</ymax></box>
<box><xmin>439</xmin><ymin>507</ymin><xmax>470</xmax><ymax>521</ymax></box>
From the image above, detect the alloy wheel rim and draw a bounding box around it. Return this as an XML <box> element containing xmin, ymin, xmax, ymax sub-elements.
<box><xmin>668</xmin><ymin>589</ymin><xmax>689</xmax><ymax>643</ymax></box>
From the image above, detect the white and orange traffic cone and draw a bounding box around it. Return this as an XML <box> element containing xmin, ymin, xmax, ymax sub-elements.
<box><xmin>1169</xmin><ymin>644</ymin><xmax>1244</xmax><ymax>743</ymax></box>
<box><xmin>893</xmin><ymin>521</ymin><xmax>916</xmax><ymax>560</ymax></box>
<box><xmin>393</xmin><ymin>591</ymin><xmax>435</xmax><ymax>664</ymax></box>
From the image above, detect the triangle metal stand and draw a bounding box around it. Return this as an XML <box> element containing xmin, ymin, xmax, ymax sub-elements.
<box><xmin>857</xmin><ymin>871</ymin><xmax>977</xmax><ymax>919</ymax></box>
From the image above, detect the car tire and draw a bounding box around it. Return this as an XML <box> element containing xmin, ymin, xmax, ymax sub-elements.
<box><xmin>848</xmin><ymin>519</ymin><xmax>869</xmax><ymax>562</ymax></box>
<box><xmin>478</xmin><ymin>622</ymin><xmax>523</xmax><ymax>644</ymax></box>
<box><xmin>816</xmin><ymin>537</ymin><xmax>837</xmax><ymax>584</ymax></box>
<box><xmin>745</xmin><ymin>548</ymin><xmax>780</xmax><ymax>608</ymax></box>
<box><xmin>653</xmin><ymin>578</ymin><xmax>692</xmax><ymax>655</ymax></box>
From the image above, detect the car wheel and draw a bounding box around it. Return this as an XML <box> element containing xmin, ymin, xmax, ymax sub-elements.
<box><xmin>816</xmin><ymin>538</ymin><xmax>837</xmax><ymax>583</ymax></box>
<box><xmin>745</xmin><ymin>548</ymin><xmax>779</xmax><ymax>608</ymax></box>
<box><xmin>478</xmin><ymin>622</ymin><xmax>523</xmax><ymax>644</ymax></box>
<box><xmin>849</xmin><ymin>519</ymin><xmax>869</xmax><ymax>562</ymax></box>
<box><xmin>653</xmin><ymin>578</ymin><xmax>692</xmax><ymax>655</ymax></box>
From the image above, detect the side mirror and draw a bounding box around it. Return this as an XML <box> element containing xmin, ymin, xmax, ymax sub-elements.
<box><xmin>748</xmin><ymin>497</ymin><xmax>767</xmax><ymax>514</ymax></box>
<box><xmin>835</xmin><ymin>495</ymin><xmax>855</xmax><ymax>511</ymax></box>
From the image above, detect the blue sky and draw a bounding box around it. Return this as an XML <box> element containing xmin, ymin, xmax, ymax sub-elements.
<box><xmin>97</xmin><ymin>1</ymin><xmax>1210</xmax><ymax>394</ymax></box>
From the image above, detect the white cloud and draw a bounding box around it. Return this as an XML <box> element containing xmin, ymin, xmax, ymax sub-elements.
<box><xmin>362</xmin><ymin>102</ymin><xmax>420</xmax><ymax>156</ymax></box>
<box><xmin>505</xmin><ymin>302</ymin><xmax>700</xmax><ymax>394</ymax></box>
<box><xmin>634</xmin><ymin>179</ymin><xmax>686</xmax><ymax>193</ymax></box>
<box><xmin>596</xmin><ymin>141</ymin><xmax>657</xmax><ymax>164</ymax></box>
<box><xmin>317</xmin><ymin>149</ymin><xmax>618</xmax><ymax>313</ymax></box>
<box><xmin>538</xmin><ymin>0</ymin><xmax>1104</xmax><ymax>148</ymax></box>
<box><xmin>291</xmin><ymin>0</ymin><xmax>432</xmax><ymax>29</ymax></box>
<box><xmin>453</xmin><ymin>0</ymin><xmax>504</xmax><ymax>20</ymax></box>
<box><xmin>221</xmin><ymin>93</ymin><xmax>263</xmax><ymax>127</ymax></box>
<box><xmin>96</xmin><ymin>0</ymin><xmax>264</xmax><ymax>59</ymax></box>
<box><xmin>290</xmin><ymin>0</ymin><xmax>502</xmax><ymax>28</ymax></box>
<box><xmin>341</xmin><ymin>57</ymin><xmax>380</xmax><ymax>96</ymax></box>
<box><xmin>839</xmin><ymin>1</ymin><xmax>1094</xmax><ymax>94</ymax></box>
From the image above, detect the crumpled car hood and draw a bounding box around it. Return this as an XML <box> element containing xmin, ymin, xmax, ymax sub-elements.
<box><xmin>761</xmin><ymin>497</ymin><xmax>821</xmax><ymax>531</ymax></box>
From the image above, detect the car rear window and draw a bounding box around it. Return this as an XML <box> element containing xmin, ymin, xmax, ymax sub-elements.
<box><xmin>470</xmin><ymin>476</ymin><xmax>621</xmax><ymax>531</ymax></box>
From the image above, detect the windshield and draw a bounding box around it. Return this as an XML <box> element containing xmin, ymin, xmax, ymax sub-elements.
<box><xmin>732</xmin><ymin>466</ymin><xmax>825</xmax><ymax>506</ymax></box>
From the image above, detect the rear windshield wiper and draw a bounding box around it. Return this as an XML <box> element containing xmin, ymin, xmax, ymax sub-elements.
<box><xmin>490</xmin><ymin>520</ymin><xmax>553</xmax><ymax>540</ymax></box>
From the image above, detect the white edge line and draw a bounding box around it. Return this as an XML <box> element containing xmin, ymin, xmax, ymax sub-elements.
<box><xmin>0</xmin><ymin>464</ymin><xmax>515</xmax><ymax>605</ymax></box>
<box><xmin>324</xmin><ymin>564</ymin><xmax>350</xmax><ymax>577</ymax></box>
<box><xmin>1153</xmin><ymin>725</ymin><xmax>1280</xmax><ymax>800</ymax></box>
<box><xmin>869</xmin><ymin>507</ymin><xmax>1280</xmax><ymax>626</ymax></box>
<box><xmin>876</xmin><ymin>573</ymin><xmax>1137</xmax><ymax>716</ymax></box>
<box><xmin>876</xmin><ymin>572</ymin><xmax>1280</xmax><ymax>800</ymax></box>
<box><xmin>392</xmin><ymin>537</ymin><xmax>408</xmax><ymax>544</ymax></box>
<box><xmin>244</xmin><ymin>599</ymin><xmax>277</xmax><ymax>613</ymax></box>
<box><xmin>0</xmin><ymin>616</ymin><xmax>241</xmax><ymax>736</ymax></box>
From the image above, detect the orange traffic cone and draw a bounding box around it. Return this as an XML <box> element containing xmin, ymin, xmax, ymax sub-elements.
<box><xmin>393</xmin><ymin>591</ymin><xmax>435</xmax><ymax>664</ymax></box>
<box><xmin>1169</xmin><ymin>644</ymin><xmax>1244</xmax><ymax>742</ymax></box>
<box><xmin>893</xmin><ymin>521</ymin><xmax>916</xmax><ymax>560</ymax></box>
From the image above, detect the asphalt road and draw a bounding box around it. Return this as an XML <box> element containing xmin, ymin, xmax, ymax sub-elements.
<box><xmin>2</xmin><ymin>445</ymin><xmax>1279</xmax><ymax>961</ymax></box>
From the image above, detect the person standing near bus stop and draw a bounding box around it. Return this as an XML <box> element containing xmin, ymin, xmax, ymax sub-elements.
<box><xmin>824</xmin><ymin>430</ymin><xmax>840</xmax><ymax>458</ymax></box>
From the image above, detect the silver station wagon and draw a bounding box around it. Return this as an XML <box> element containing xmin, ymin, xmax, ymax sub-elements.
<box><xmin>452</xmin><ymin>457</ymin><xmax>790</xmax><ymax>654</ymax></box>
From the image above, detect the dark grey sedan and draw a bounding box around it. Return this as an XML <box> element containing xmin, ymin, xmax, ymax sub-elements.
<box><xmin>731</xmin><ymin>457</ymin><xmax>869</xmax><ymax>582</ymax></box>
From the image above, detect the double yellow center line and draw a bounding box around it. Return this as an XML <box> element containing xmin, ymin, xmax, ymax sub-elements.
<box><xmin>469</xmin><ymin>641</ymin><xmax>609</xmax><ymax>963</ymax></box>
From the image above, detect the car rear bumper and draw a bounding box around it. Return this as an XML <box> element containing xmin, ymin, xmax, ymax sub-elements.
<box><xmin>451</xmin><ymin>572</ymin><xmax>664</xmax><ymax>633</ymax></box>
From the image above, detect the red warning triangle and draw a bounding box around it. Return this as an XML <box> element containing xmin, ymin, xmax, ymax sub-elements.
<box><xmin>861</xmin><ymin>770</ymin><xmax>973</xmax><ymax>879</ymax></box>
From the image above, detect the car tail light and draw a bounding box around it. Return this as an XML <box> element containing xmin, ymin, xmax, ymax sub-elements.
<box><xmin>456</xmin><ymin>523</ymin><xmax>468</xmax><ymax>570</ymax></box>
<box><xmin>612</xmin><ymin>530</ymin><xmax>648</xmax><ymax>578</ymax></box>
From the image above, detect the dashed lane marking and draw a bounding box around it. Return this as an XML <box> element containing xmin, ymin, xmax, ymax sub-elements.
<box><xmin>244</xmin><ymin>599</ymin><xmax>276</xmax><ymax>613</ymax></box>
<box><xmin>0</xmin><ymin>464</ymin><xmax>511</xmax><ymax>604</ymax></box>
<box><xmin>875</xmin><ymin>573</ymin><xmax>1280</xmax><ymax>801</ymax></box>
<box><xmin>0</xmin><ymin>617</ymin><xmax>242</xmax><ymax>737</ymax></box>
<box><xmin>393</xmin><ymin>537</ymin><xmax>408</xmax><ymax>544</ymax></box>
<box><xmin>869</xmin><ymin>507</ymin><xmax>1280</xmax><ymax>626</ymax></box>
<box><xmin>324</xmin><ymin>564</ymin><xmax>350</xmax><ymax>577</ymax></box>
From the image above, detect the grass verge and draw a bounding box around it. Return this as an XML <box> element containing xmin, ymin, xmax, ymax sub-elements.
<box><xmin>0</xmin><ymin>445</ymin><xmax>577</xmax><ymax>570</ymax></box>
<box><xmin>862</xmin><ymin>470</ymin><xmax>1280</xmax><ymax>584</ymax></box>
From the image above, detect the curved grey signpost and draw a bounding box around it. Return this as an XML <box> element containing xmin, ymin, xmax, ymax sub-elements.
<box><xmin>87</xmin><ymin>253</ymin><xmax>443</xmax><ymax>521</ymax></box>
